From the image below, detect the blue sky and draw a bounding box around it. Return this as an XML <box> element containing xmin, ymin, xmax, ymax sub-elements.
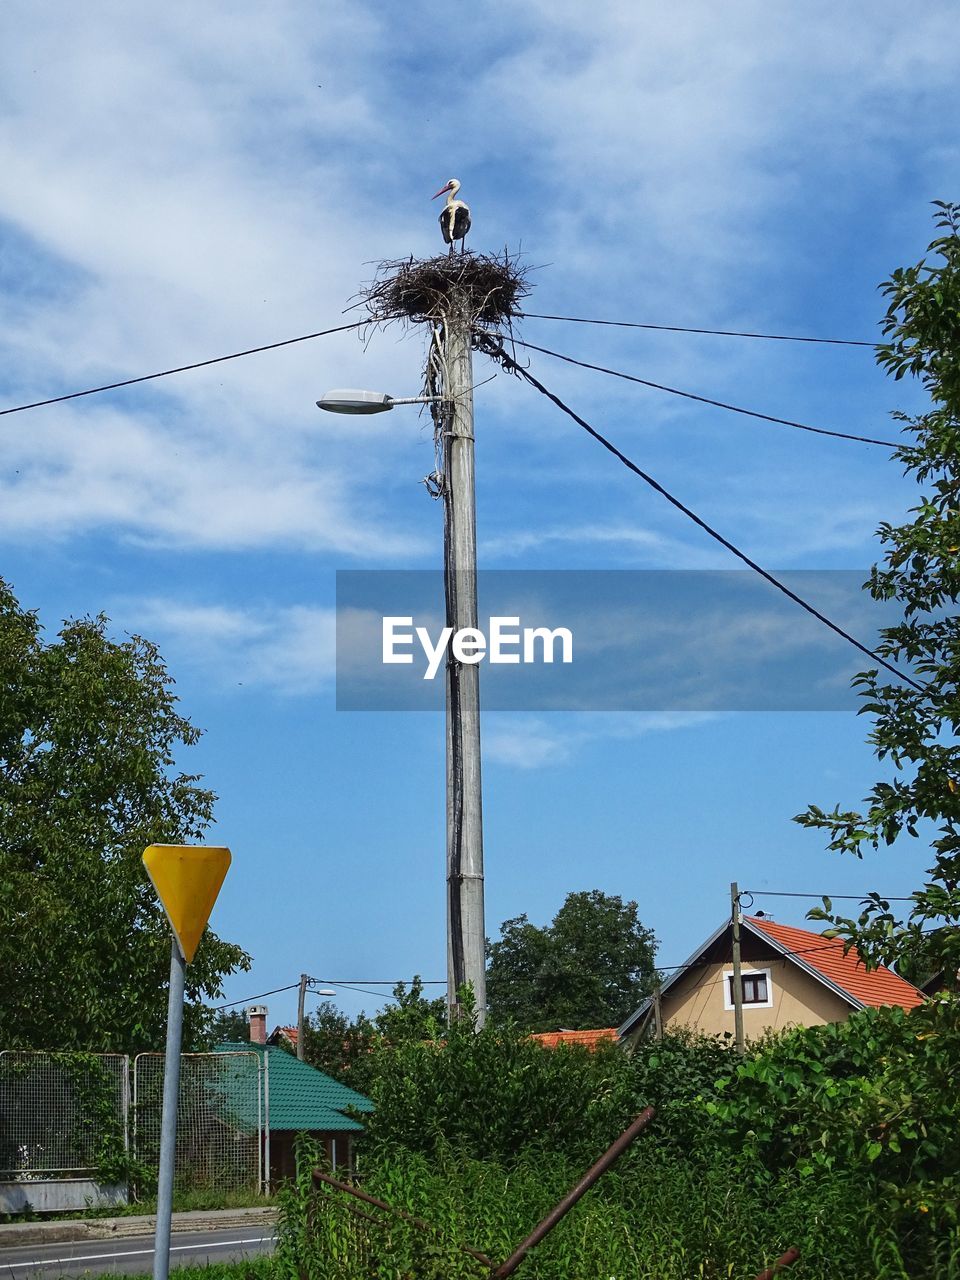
<box><xmin>1</xmin><ymin>2</ymin><xmax>957</xmax><ymax>1028</ymax></box>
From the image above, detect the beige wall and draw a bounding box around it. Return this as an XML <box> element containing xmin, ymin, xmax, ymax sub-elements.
<box><xmin>663</xmin><ymin>956</ymin><xmax>851</xmax><ymax>1040</ymax></box>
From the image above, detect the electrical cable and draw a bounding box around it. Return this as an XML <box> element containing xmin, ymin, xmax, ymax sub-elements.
<box><xmin>522</xmin><ymin>313</ymin><xmax>876</xmax><ymax>348</ymax></box>
<box><xmin>320</xmin><ymin>981</ymin><xmax>405</xmax><ymax>1002</ymax></box>
<box><xmin>216</xmin><ymin>920</ymin><xmax>938</xmax><ymax>1015</ymax></box>
<box><xmin>476</xmin><ymin>336</ymin><xmax>924</xmax><ymax>694</ymax></box>
<box><xmin>311</xmin><ymin>978</ymin><xmax>447</xmax><ymax>985</ymax></box>
<box><xmin>214</xmin><ymin>982</ymin><xmax>301</xmax><ymax>1010</ymax></box>
<box><xmin>216</xmin><ymin>978</ymin><xmax>447</xmax><ymax>1011</ymax></box>
<box><xmin>744</xmin><ymin>890</ymin><xmax>916</xmax><ymax>902</ymax></box>
<box><xmin>512</xmin><ymin>338</ymin><xmax>899</xmax><ymax>447</ymax></box>
<box><xmin>0</xmin><ymin>321</ymin><xmax>365</xmax><ymax>417</ymax></box>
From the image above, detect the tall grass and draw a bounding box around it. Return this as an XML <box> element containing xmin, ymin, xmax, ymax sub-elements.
<box><xmin>88</xmin><ymin>1264</ymin><xmax>272</xmax><ymax>1280</ymax></box>
<box><xmin>274</xmin><ymin>1140</ymin><xmax>959</xmax><ymax>1279</ymax></box>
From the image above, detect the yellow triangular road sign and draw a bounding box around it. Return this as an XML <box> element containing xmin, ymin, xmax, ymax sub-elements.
<box><xmin>142</xmin><ymin>844</ymin><xmax>232</xmax><ymax>963</ymax></box>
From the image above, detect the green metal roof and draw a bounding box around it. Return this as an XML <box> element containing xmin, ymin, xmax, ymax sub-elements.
<box><xmin>215</xmin><ymin>1043</ymin><xmax>373</xmax><ymax>1132</ymax></box>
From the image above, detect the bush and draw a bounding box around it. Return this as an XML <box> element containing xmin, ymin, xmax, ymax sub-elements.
<box><xmin>360</xmin><ymin>1015</ymin><xmax>732</xmax><ymax>1169</ymax></box>
<box><xmin>709</xmin><ymin>1001</ymin><xmax>960</xmax><ymax>1229</ymax></box>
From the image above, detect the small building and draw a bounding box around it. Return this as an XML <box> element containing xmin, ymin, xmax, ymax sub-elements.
<box><xmin>618</xmin><ymin>914</ymin><xmax>924</xmax><ymax>1043</ymax></box>
<box><xmin>217</xmin><ymin>1005</ymin><xmax>373</xmax><ymax>1184</ymax></box>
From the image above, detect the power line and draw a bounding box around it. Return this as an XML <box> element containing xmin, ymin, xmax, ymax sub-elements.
<box><xmin>0</xmin><ymin>321</ymin><xmax>365</xmax><ymax>418</ymax></box>
<box><xmin>744</xmin><ymin>889</ymin><xmax>916</xmax><ymax>902</ymax></box>
<box><xmin>311</xmin><ymin>978</ymin><xmax>447</xmax><ymax>985</ymax></box>
<box><xmin>513</xmin><ymin>339</ymin><xmax>898</xmax><ymax>447</ymax></box>
<box><xmin>522</xmin><ymin>312</ymin><xmax>876</xmax><ymax>348</ymax></box>
<box><xmin>476</xmin><ymin>335</ymin><xmax>924</xmax><ymax>694</ymax></box>
<box><xmin>322</xmin><ymin>981</ymin><xmax>406</xmax><ymax>1002</ymax></box>
<box><xmin>215</xmin><ymin>982</ymin><xmax>301</xmax><ymax>1010</ymax></box>
<box><xmin>214</xmin><ymin>977</ymin><xmax>447</xmax><ymax>1011</ymax></box>
<box><xmin>216</xmin><ymin>922</ymin><xmax>935</xmax><ymax>1015</ymax></box>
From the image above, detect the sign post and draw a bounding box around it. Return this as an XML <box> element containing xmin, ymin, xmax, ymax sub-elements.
<box><xmin>142</xmin><ymin>844</ymin><xmax>232</xmax><ymax>1280</ymax></box>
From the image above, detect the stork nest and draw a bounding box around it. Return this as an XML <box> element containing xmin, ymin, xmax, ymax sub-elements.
<box><xmin>360</xmin><ymin>249</ymin><xmax>529</xmax><ymax>330</ymax></box>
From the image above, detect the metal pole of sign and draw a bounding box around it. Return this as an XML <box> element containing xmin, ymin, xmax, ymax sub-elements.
<box><xmin>153</xmin><ymin>939</ymin><xmax>186</xmax><ymax>1280</ymax></box>
<box><xmin>256</xmin><ymin>1058</ymin><xmax>263</xmax><ymax>1194</ymax></box>
<box><xmin>141</xmin><ymin>843</ymin><xmax>231</xmax><ymax>1280</ymax></box>
<box><xmin>263</xmin><ymin>1051</ymin><xmax>271</xmax><ymax>1194</ymax></box>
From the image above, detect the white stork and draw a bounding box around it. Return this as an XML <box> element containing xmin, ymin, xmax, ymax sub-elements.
<box><xmin>432</xmin><ymin>178</ymin><xmax>471</xmax><ymax>254</ymax></box>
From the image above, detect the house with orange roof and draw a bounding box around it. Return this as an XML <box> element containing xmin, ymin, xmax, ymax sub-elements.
<box><xmin>618</xmin><ymin>914</ymin><xmax>923</xmax><ymax>1044</ymax></box>
<box><xmin>529</xmin><ymin>1028</ymin><xmax>618</xmax><ymax>1051</ymax></box>
<box><xmin>268</xmin><ymin>1024</ymin><xmax>300</xmax><ymax>1051</ymax></box>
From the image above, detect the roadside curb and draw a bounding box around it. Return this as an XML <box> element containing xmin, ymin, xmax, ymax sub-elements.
<box><xmin>0</xmin><ymin>1205</ymin><xmax>278</xmax><ymax>1247</ymax></box>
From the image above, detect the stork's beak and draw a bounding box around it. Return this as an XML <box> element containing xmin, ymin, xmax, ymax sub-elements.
<box><xmin>431</xmin><ymin>183</ymin><xmax>452</xmax><ymax>199</ymax></box>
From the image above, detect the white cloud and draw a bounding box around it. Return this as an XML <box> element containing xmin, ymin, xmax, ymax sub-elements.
<box><xmin>0</xmin><ymin>0</ymin><xmax>956</xmax><ymax>566</ymax></box>
<box><xmin>122</xmin><ymin>597</ymin><xmax>337</xmax><ymax>694</ymax></box>
<box><xmin>482</xmin><ymin>522</ymin><xmax>673</xmax><ymax>561</ymax></box>
<box><xmin>484</xmin><ymin>711</ymin><xmax>717</xmax><ymax>769</ymax></box>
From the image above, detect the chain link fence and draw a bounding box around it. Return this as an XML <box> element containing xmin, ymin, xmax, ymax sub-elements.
<box><xmin>132</xmin><ymin>1052</ymin><xmax>262</xmax><ymax>1193</ymax></box>
<box><xmin>0</xmin><ymin>1049</ymin><xmax>264</xmax><ymax>1202</ymax></box>
<box><xmin>0</xmin><ymin>1050</ymin><xmax>130</xmax><ymax>1180</ymax></box>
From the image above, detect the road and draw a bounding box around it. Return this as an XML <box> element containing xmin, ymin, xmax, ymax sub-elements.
<box><xmin>0</xmin><ymin>1226</ymin><xmax>276</xmax><ymax>1277</ymax></box>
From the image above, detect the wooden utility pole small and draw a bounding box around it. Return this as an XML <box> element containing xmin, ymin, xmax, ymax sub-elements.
<box><xmin>730</xmin><ymin>881</ymin><xmax>745</xmax><ymax>1054</ymax></box>
<box><xmin>441</xmin><ymin>301</ymin><xmax>487</xmax><ymax>1028</ymax></box>
<box><xmin>652</xmin><ymin>981</ymin><xmax>663</xmax><ymax>1041</ymax></box>
<box><xmin>296</xmin><ymin>973</ymin><xmax>308</xmax><ymax>1061</ymax></box>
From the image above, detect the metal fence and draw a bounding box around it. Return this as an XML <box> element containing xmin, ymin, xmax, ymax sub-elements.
<box><xmin>0</xmin><ymin>1050</ymin><xmax>264</xmax><ymax>1197</ymax></box>
<box><xmin>0</xmin><ymin>1050</ymin><xmax>130</xmax><ymax>1180</ymax></box>
<box><xmin>132</xmin><ymin>1052</ymin><xmax>262</xmax><ymax>1193</ymax></box>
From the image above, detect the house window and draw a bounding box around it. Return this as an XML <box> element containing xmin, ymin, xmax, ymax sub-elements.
<box><xmin>723</xmin><ymin>967</ymin><xmax>773</xmax><ymax>1010</ymax></box>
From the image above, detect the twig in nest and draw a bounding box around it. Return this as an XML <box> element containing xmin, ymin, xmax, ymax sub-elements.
<box><xmin>359</xmin><ymin>249</ymin><xmax>530</xmax><ymax>331</ymax></box>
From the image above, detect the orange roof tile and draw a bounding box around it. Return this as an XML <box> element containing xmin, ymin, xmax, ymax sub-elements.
<box><xmin>529</xmin><ymin>1029</ymin><xmax>618</xmax><ymax>1050</ymax></box>
<box><xmin>746</xmin><ymin>916</ymin><xmax>923</xmax><ymax>1010</ymax></box>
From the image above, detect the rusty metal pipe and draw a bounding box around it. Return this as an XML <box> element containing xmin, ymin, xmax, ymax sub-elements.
<box><xmin>312</xmin><ymin>1168</ymin><xmax>494</xmax><ymax>1269</ymax></box>
<box><xmin>754</xmin><ymin>1247</ymin><xmax>800</xmax><ymax>1279</ymax></box>
<box><xmin>492</xmin><ymin>1107</ymin><xmax>655</xmax><ymax>1279</ymax></box>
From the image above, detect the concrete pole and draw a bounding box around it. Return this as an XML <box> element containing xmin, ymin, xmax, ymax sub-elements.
<box><xmin>730</xmin><ymin>881</ymin><xmax>745</xmax><ymax>1055</ymax></box>
<box><xmin>442</xmin><ymin>302</ymin><xmax>486</xmax><ymax>1028</ymax></box>
<box><xmin>153</xmin><ymin>938</ymin><xmax>185</xmax><ymax>1280</ymax></box>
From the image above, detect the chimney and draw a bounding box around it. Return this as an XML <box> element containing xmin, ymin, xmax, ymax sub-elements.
<box><xmin>247</xmin><ymin>1004</ymin><xmax>268</xmax><ymax>1045</ymax></box>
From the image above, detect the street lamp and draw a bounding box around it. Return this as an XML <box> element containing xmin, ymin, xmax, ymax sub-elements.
<box><xmin>316</xmin><ymin>388</ymin><xmax>443</xmax><ymax>414</ymax></box>
<box><xmin>296</xmin><ymin>978</ymin><xmax>337</xmax><ymax>1060</ymax></box>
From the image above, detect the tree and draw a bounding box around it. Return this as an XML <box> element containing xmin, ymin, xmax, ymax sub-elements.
<box><xmin>0</xmin><ymin>579</ymin><xmax>250</xmax><ymax>1051</ymax></box>
<box><xmin>302</xmin><ymin>1002</ymin><xmax>375</xmax><ymax>1090</ymax></box>
<box><xmin>372</xmin><ymin>976</ymin><xmax>447</xmax><ymax>1043</ymax></box>
<box><xmin>203</xmin><ymin>1008</ymin><xmax>251</xmax><ymax>1046</ymax></box>
<box><xmin>485</xmin><ymin>890</ymin><xmax>657</xmax><ymax>1031</ymax></box>
<box><xmin>797</xmin><ymin>203</ymin><xmax>960</xmax><ymax>981</ymax></box>
<box><xmin>302</xmin><ymin>979</ymin><xmax>445</xmax><ymax>1093</ymax></box>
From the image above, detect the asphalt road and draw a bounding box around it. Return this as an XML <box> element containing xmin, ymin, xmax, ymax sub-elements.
<box><xmin>0</xmin><ymin>1227</ymin><xmax>276</xmax><ymax>1277</ymax></box>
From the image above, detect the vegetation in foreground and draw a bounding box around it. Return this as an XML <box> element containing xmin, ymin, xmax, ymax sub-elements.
<box><xmin>277</xmin><ymin>1146</ymin><xmax>960</xmax><ymax>1280</ymax></box>
<box><xmin>270</xmin><ymin>997</ymin><xmax>960</xmax><ymax>1278</ymax></box>
<box><xmin>89</xmin><ymin>1264</ymin><xmax>272</xmax><ymax>1280</ymax></box>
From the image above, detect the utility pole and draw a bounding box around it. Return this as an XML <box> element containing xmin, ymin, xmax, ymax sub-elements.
<box><xmin>652</xmin><ymin>981</ymin><xmax>663</xmax><ymax>1042</ymax></box>
<box><xmin>730</xmin><ymin>881</ymin><xmax>745</xmax><ymax>1055</ymax></box>
<box><xmin>440</xmin><ymin>300</ymin><xmax>486</xmax><ymax>1028</ymax></box>
<box><xmin>296</xmin><ymin>973</ymin><xmax>308</xmax><ymax>1061</ymax></box>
